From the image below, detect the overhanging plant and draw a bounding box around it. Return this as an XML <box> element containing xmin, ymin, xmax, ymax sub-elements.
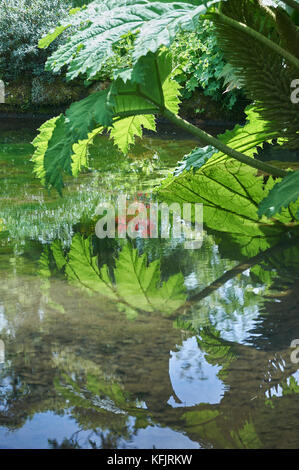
<box><xmin>31</xmin><ymin>0</ymin><xmax>298</xmax><ymax>227</ymax></box>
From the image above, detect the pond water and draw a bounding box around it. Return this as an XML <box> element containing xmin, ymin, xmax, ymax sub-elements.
<box><xmin>0</xmin><ymin>120</ymin><xmax>299</xmax><ymax>449</ymax></box>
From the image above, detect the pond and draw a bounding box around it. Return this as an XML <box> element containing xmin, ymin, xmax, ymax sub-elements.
<box><xmin>0</xmin><ymin>119</ymin><xmax>299</xmax><ymax>449</ymax></box>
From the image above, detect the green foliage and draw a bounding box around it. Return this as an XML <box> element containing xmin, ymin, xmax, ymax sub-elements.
<box><xmin>110</xmin><ymin>115</ymin><xmax>156</xmax><ymax>154</ymax></box>
<box><xmin>174</xmin><ymin>146</ymin><xmax>216</xmax><ymax>175</ymax></box>
<box><xmin>197</xmin><ymin>326</ymin><xmax>237</xmax><ymax>379</ymax></box>
<box><xmin>173</xmin><ymin>105</ymin><xmax>279</xmax><ymax>175</ymax></box>
<box><xmin>39</xmin><ymin>0</ymin><xmax>219</xmax><ymax>82</ymax></box>
<box><xmin>71</xmin><ymin>0</ymin><xmax>93</xmax><ymax>5</ymax></box>
<box><xmin>258</xmin><ymin>170</ymin><xmax>299</xmax><ymax>220</ymax></box>
<box><xmin>159</xmin><ymin>158</ymin><xmax>299</xmax><ymax>257</ymax></box>
<box><xmin>209</xmin><ymin>0</ymin><xmax>299</xmax><ymax>148</ymax></box>
<box><xmin>63</xmin><ymin>234</ymin><xmax>117</xmax><ymax>299</ymax></box>
<box><xmin>52</xmin><ymin>234</ymin><xmax>187</xmax><ymax>316</ymax></box>
<box><xmin>281</xmin><ymin>376</ymin><xmax>299</xmax><ymax>395</ymax></box>
<box><xmin>113</xmin><ymin>242</ymin><xmax>187</xmax><ymax>315</ymax></box>
<box><xmin>31</xmin><ymin>51</ymin><xmax>181</xmax><ymax>193</ymax></box>
<box><xmin>0</xmin><ymin>0</ymin><xmax>72</xmax><ymax>82</ymax></box>
<box><xmin>230</xmin><ymin>420</ymin><xmax>262</xmax><ymax>449</ymax></box>
<box><xmin>171</xmin><ymin>18</ymin><xmax>243</xmax><ymax>111</ymax></box>
<box><xmin>31</xmin><ymin>0</ymin><xmax>299</xmax><ymax>236</ymax></box>
<box><xmin>31</xmin><ymin>116</ymin><xmax>60</xmax><ymax>185</ymax></box>
<box><xmin>71</xmin><ymin>126</ymin><xmax>103</xmax><ymax>176</ymax></box>
<box><xmin>88</xmin><ymin>32</ymin><xmax>136</xmax><ymax>82</ymax></box>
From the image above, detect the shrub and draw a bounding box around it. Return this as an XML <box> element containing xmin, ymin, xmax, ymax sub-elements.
<box><xmin>0</xmin><ymin>0</ymin><xmax>72</xmax><ymax>83</ymax></box>
<box><xmin>171</xmin><ymin>18</ymin><xmax>244</xmax><ymax>113</ymax></box>
<box><xmin>93</xmin><ymin>16</ymin><xmax>245</xmax><ymax>115</ymax></box>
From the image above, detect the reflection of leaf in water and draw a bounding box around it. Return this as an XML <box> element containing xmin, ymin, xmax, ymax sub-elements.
<box><xmin>64</xmin><ymin>235</ymin><xmax>117</xmax><ymax>300</ymax></box>
<box><xmin>114</xmin><ymin>244</ymin><xmax>187</xmax><ymax>315</ymax></box>
<box><xmin>266</xmin><ymin>376</ymin><xmax>299</xmax><ymax>409</ymax></box>
<box><xmin>230</xmin><ymin>420</ymin><xmax>262</xmax><ymax>449</ymax></box>
<box><xmin>268</xmin><ymin>244</ymin><xmax>299</xmax><ymax>277</ymax></box>
<box><xmin>38</xmin><ymin>249</ymin><xmax>51</xmax><ymax>280</ymax></box>
<box><xmin>173</xmin><ymin>318</ymin><xmax>198</xmax><ymax>334</ymax></box>
<box><xmin>174</xmin><ymin>321</ymin><xmax>239</xmax><ymax>381</ymax></box>
<box><xmin>197</xmin><ymin>326</ymin><xmax>237</xmax><ymax>380</ymax></box>
<box><xmin>52</xmin><ymin>349</ymin><xmax>150</xmax><ymax>433</ymax></box>
<box><xmin>159</xmin><ymin>159</ymin><xmax>299</xmax><ymax>257</ymax></box>
<box><xmin>182</xmin><ymin>409</ymin><xmax>231</xmax><ymax>448</ymax></box>
<box><xmin>52</xmin><ymin>234</ymin><xmax>187</xmax><ymax>316</ymax></box>
<box><xmin>54</xmin><ymin>373</ymin><xmax>129</xmax><ymax>416</ymax></box>
<box><xmin>37</xmin><ymin>248</ymin><xmax>65</xmax><ymax>314</ymax></box>
<box><xmin>51</xmin><ymin>240</ymin><xmax>67</xmax><ymax>271</ymax></box>
<box><xmin>183</xmin><ymin>410</ymin><xmax>261</xmax><ymax>449</ymax></box>
<box><xmin>52</xmin><ymin>350</ymin><xmax>132</xmax><ymax>414</ymax></box>
<box><xmin>251</xmin><ymin>243</ymin><xmax>299</xmax><ymax>289</ymax></box>
<box><xmin>281</xmin><ymin>376</ymin><xmax>299</xmax><ymax>396</ymax></box>
<box><xmin>250</xmin><ymin>264</ymin><xmax>277</xmax><ymax>287</ymax></box>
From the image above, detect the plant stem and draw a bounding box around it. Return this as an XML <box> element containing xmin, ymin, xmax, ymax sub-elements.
<box><xmin>162</xmin><ymin>109</ymin><xmax>288</xmax><ymax>178</ymax></box>
<box><xmin>212</xmin><ymin>11</ymin><xmax>299</xmax><ymax>70</ymax></box>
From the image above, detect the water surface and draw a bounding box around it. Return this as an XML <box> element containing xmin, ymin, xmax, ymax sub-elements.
<box><xmin>0</xmin><ymin>120</ymin><xmax>299</xmax><ymax>449</ymax></box>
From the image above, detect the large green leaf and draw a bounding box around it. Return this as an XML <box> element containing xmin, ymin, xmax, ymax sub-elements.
<box><xmin>41</xmin><ymin>115</ymin><xmax>76</xmax><ymax>194</ymax></box>
<box><xmin>209</xmin><ymin>0</ymin><xmax>299</xmax><ymax>148</ymax></box>
<box><xmin>31</xmin><ymin>117</ymin><xmax>102</xmax><ymax>194</ymax></box>
<box><xmin>258</xmin><ymin>169</ymin><xmax>299</xmax><ymax>219</ymax></box>
<box><xmin>71</xmin><ymin>126</ymin><xmax>103</xmax><ymax>176</ymax></box>
<box><xmin>110</xmin><ymin>115</ymin><xmax>156</xmax><ymax>154</ymax></box>
<box><xmin>110</xmin><ymin>51</ymin><xmax>182</xmax><ymax>115</ymax></box>
<box><xmin>114</xmin><ymin>244</ymin><xmax>187</xmax><ymax>314</ymax></box>
<box><xmin>39</xmin><ymin>0</ymin><xmax>220</xmax><ymax>82</ymax></box>
<box><xmin>65</xmin><ymin>234</ymin><xmax>117</xmax><ymax>300</ymax></box>
<box><xmin>159</xmin><ymin>159</ymin><xmax>299</xmax><ymax>257</ymax></box>
<box><xmin>174</xmin><ymin>105</ymin><xmax>279</xmax><ymax>176</ymax></box>
<box><xmin>31</xmin><ymin>116</ymin><xmax>60</xmax><ymax>185</ymax></box>
<box><xmin>54</xmin><ymin>235</ymin><xmax>187</xmax><ymax>315</ymax></box>
<box><xmin>65</xmin><ymin>88</ymin><xmax>115</xmax><ymax>140</ymax></box>
<box><xmin>31</xmin><ymin>51</ymin><xmax>181</xmax><ymax>192</ymax></box>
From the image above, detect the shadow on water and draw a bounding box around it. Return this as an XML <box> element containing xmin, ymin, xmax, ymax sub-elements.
<box><xmin>0</xmin><ymin>120</ymin><xmax>299</xmax><ymax>449</ymax></box>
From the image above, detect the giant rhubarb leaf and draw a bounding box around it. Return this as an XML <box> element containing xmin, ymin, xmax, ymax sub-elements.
<box><xmin>174</xmin><ymin>105</ymin><xmax>278</xmax><ymax>176</ymax></box>
<box><xmin>55</xmin><ymin>235</ymin><xmax>187</xmax><ymax>315</ymax></box>
<box><xmin>65</xmin><ymin>234</ymin><xmax>117</xmax><ymax>300</ymax></box>
<box><xmin>31</xmin><ymin>51</ymin><xmax>181</xmax><ymax>193</ymax></box>
<box><xmin>114</xmin><ymin>244</ymin><xmax>187</xmax><ymax>314</ymax></box>
<box><xmin>39</xmin><ymin>0</ymin><xmax>220</xmax><ymax>82</ymax></box>
<box><xmin>159</xmin><ymin>159</ymin><xmax>299</xmax><ymax>257</ymax></box>
<box><xmin>258</xmin><ymin>170</ymin><xmax>299</xmax><ymax>220</ymax></box>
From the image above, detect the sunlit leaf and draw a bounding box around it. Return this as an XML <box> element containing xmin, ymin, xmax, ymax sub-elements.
<box><xmin>174</xmin><ymin>106</ymin><xmax>278</xmax><ymax>176</ymax></box>
<box><xmin>110</xmin><ymin>115</ymin><xmax>156</xmax><ymax>154</ymax></box>
<box><xmin>258</xmin><ymin>169</ymin><xmax>299</xmax><ymax>220</ymax></box>
<box><xmin>159</xmin><ymin>159</ymin><xmax>299</xmax><ymax>257</ymax></box>
<box><xmin>31</xmin><ymin>51</ymin><xmax>180</xmax><ymax>192</ymax></box>
<box><xmin>40</xmin><ymin>0</ymin><xmax>220</xmax><ymax>82</ymax></box>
